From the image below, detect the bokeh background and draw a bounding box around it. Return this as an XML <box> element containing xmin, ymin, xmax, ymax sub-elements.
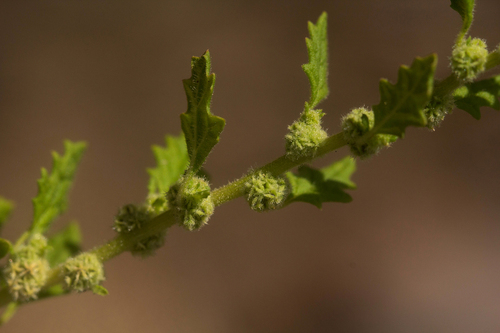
<box><xmin>1</xmin><ymin>0</ymin><xmax>499</xmax><ymax>332</ymax></box>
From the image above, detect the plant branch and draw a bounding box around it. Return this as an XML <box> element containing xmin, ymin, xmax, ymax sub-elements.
<box><xmin>1</xmin><ymin>51</ymin><xmax>499</xmax><ymax>311</ymax></box>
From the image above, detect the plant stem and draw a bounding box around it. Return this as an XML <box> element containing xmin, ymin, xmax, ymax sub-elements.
<box><xmin>211</xmin><ymin>132</ymin><xmax>347</xmax><ymax>206</ymax></box>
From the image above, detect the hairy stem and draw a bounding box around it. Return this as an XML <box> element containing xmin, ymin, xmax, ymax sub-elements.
<box><xmin>211</xmin><ymin>132</ymin><xmax>347</xmax><ymax>206</ymax></box>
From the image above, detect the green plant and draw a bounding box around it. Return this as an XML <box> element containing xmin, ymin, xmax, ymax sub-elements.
<box><xmin>0</xmin><ymin>0</ymin><xmax>499</xmax><ymax>326</ymax></box>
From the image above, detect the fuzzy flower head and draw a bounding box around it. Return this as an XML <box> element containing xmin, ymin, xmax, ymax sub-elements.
<box><xmin>63</xmin><ymin>253</ymin><xmax>105</xmax><ymax>293</ymax></box>
<box><xmin>451</xmin><ymin>37</ymin><xmax>488</xmax><ymax>82</ymax></box>
<box><xmin>244</xmin><ymin>171</ymin><xmax>287</xmax><ymax>212</ymax></box>
<box><xmin>4</xmin><ymin>234</ymin><xmax>50</xmax><ymax>302</ymax></box>
<box><xmin>167</xmin><ymin>175</ymin><xmax>214</xmax><ymax>231</ymax></box>
<box><xmin>285</xmin><ymin>108</ymin><xmax>328</xmax><ymax>160</ymax></box>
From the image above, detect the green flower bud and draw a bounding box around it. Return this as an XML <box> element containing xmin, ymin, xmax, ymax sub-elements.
<box><xmin>63</xmin><ymin>253</ymin><xmax>104</xmax><ymax>293</ymax></box>
<box><xmin>285</xmin><ymin>108</ymin><xmax>328</xmax><ymax>160</ymax></box>
<box><xmin>244</xmin><ymin>171</ymin><xmax>287</xmax><ymax>211</ymax></box>
<box><xmin>451</xmin><ymin>37</ymin><xmax>488</xmax><ymax>82</ymax></box>
<box><xmin>167</xmin><ymin>175</ymin><xmax>214</xmax><ymax>231</ymax></box>
<box><xmin>4</xmin><ymin>234</ymin><xmax>50</xmax><ymax>302</ymax></box>
<box><xmin>341</xmin><ymin>107</ymin><xmax>397</xmax><ymax>159</ymax></box>
<box><xmin>113</xmin><ymin>204</ymin><xmax>166</xmax><ymax>257</ymax></box>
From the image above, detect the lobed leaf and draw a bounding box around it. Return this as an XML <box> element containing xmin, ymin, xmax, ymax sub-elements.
<box><xmin>453</xmin><ymin>74</ymin><xmax>500</xmax><ymax>119</ymax></box>
<box><xmin>371</xmin><ymin>55</ymin><xmax>437</xmax><ymax>138</ymax></box>
<box><xmin>0</xmin><ymin>196</ymin><xmax>14</xmax><ymax>230</ymax></box>
<box><xmin>450</xmin><ymin>0</ymin><xmax>475</xmax><ymax>39</ymax></box>
<box><xmin>31</xmin><ymin>140</ymin><xmax>87</xmax><ymax>235</ymax></box>
<box><xmin>302</xmin><ymin>12</ymin><xmax>329</xmax><ymax>110</ymax></box>
<box><xmin>180</xmin><ymin>51</ymin><xmax>225</xmax><ymax>173</ymax></box>
<box><xmin>284</xmin><ymin>156</ymin><xmax>356</xmax><ymax>209</ymax></box>
<box><xmin>147</xmin><ymin>134</ymin><xmax>189</xmax><ymax>197</ymax></box>
<box><xmin>46</xmin><ymin>221</ymin><xmax>82</xmax><ymax>267</ymax></box>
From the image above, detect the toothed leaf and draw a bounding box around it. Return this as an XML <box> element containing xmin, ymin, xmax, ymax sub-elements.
<box><xmin>302</xmin><ymin>12</ymin><xmax>329</xmax><ymax>110</ymax></box>
<box><xmin>454</xmin><ymin>75</ymin><xmax>500</xmax><ymax>120</ymax></box>
<box><xmin>450</xmin><ymin>0</ymin><xmax>475</xmax><ymax>39</ymax></box>
<box><xmin>47</xmin><ymin>221</ymin><xmax>82</xmax><ymax>266</ymax></box>
<box><xmin>372</xmin><ymin>55</ymin><xmax>437</xmax><ymax>137</ymax></box>
<box><xmin>180</xmin><ymin>51</ymin><xmax>225</xmax><ymax>173</ymax></box>
<box><xmin>31</xmin><ymin>140</ymin><xmax>87</xmax><ymax>235</ymax></box>
<box><xmin>284</xmin><ymin>156</ymin><xmax>356</xmax><ymax>209</ymax></box>
<box><xmin>147</xmin><ymin>134</ymin><xmax>189</xmax><ymax>208</ymax></box>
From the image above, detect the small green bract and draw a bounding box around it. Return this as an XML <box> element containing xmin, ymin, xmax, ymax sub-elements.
<box><xmin>245</xmin><ymin>171</ymin><xmax>287</xmax><ymax>212</ymax></box>
<box><xmin>342</xmin><ymin>107</ymin><xmax>397</xmax><ymax>159</ymax></box>
<box><xmin>4</xmin><ymin>235</ymin><xmax>50</xmax><ymax>302</ymax></box>
<box><xmin>451</xmin><ymin>37</ymin><xmax>488</xmax><ymax>81</ymax></box>
<box><xmin>63</xmin><ymin>253</ymin><xmax>104</xmax><ymax>293</ymax></box>
<box><xmin>167</xmin><ymin>175</ymin><xmax>215</xmax><ymax>231</ymax></box>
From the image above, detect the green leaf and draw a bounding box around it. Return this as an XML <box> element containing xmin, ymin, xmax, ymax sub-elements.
<box><xmin>46</xmin><ymin>222</ymin><xmax>82</xmax><ymax>267</ymax></box>
<box><xmin>450</xmin><ymin>0</ymin><xmax>475</xmax><ymax>39</ymax></box>
<box><xmin>0</xmin><ymin>238</ymin><xmax>12</xmax><ymax>259</ymax></box>
<box><xmin>371</xmin><ymin>55</ymin><xmax>437</xmax><ymax>138</ymax></box>
<box><xmin>147</xmin><ymin>134</ymin><xmax>189</xmax><ymax>205</ymax></box>
<box><xmin>31</xmin><ymin>140</ymin><xmax>87</xmax><ymax>235</ymax></box>
<box><xmin>453</xmin><ymin>75</ymin><xmax>500</xmax><ymax>120</ymax></box>
<box><xmin>284</xmin><ymin>156</ymin><xmax>356</xmax><ymax>209</ymax></box>
<box><xmin>92</xmin><ymin>285</ymin><xmax>109</xmax><ymax>296</ymax></box>
<box><xmin>0</xmin><ymin>302</ymin><xmax>19</xmax><ymax>326</ymax></box>
<box><xmin>180</xmin><ymin>51</ymin><xmax>225</xmax><ymax>173</ymax></box>
<box><xmin>302</xmin><ymin>12</ymin><xmax>329</xmax><ymax>110</ymax></box>
<box><xmin>0</xmin><ymin>197</ymin><xmax>14</xmax><ymax>229</ymax></box>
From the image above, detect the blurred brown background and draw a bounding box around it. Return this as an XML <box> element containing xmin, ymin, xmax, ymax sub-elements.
<box><xmin>1</xmin><ymin>0</ymin><xmax>499</xmax><ymax>332</ymax></box>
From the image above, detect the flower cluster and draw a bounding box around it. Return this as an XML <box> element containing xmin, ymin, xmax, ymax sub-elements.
<box><xmin>167</xmin><ymin>175</ymin><xmax>215</xmax><ymax>231</ymax></box>
<box><xmin>4</xmin><ymin>234</ymin><xmax>50</xmax><ymax>302</ymax></box>
<box><xmin>62</xmin><ymin>253</ymin><xmax>105</xmax><ymax>293</ymax></box>
<box><xmin>451</xmin><ymin>37</ymin><xmax>488</xmax><ymax>81</ymax></box>
<box><xmin>244</xmin><ymin>171</ymin><xmax>287</xmax><ymax>211</ymax></box>
<box><xmin>285</xmin><ymin>108</ymin><xmax>328</xmax><ymax>160</ymax></box>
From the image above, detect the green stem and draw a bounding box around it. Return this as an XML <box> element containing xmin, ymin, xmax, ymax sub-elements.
<box><xmin>211</xmin><ymin>132</ymin><xmax>347</xmax><ymax>206</ymax></box>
